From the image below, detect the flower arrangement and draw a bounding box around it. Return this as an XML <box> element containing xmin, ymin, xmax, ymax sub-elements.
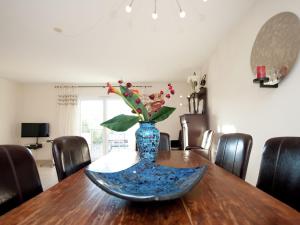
<box><xmin>187</xmin><ymin>72</ymin><xmax>200</xmax><ymax>93</ymax></box>
<box><xmin>187</xmin><ymin>72</ymin><xmax>207</xmax><ymax>93</ymax></box>
<box><xmin>101</xmin><ymin>81</ymin><xmax>176</xmax><ymax>132</ymax></box>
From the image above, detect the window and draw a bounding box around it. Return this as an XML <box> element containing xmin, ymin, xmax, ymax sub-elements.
<box><xmin>79</xmin><ymin>98</ymin><xmax>137</xmax><ymax>161</ymax></box>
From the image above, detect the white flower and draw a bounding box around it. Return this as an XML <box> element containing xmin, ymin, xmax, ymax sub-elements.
<box><xmin>187</xmin><ymin>73</ymin><xmax>201</xmax><ymax>92</ymax></box>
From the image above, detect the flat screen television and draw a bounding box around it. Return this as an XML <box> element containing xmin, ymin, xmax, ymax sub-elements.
<box><xmin>21</xmin><ymin>123</ymin><xmax>50</xmax><ymax>138</ymax></box>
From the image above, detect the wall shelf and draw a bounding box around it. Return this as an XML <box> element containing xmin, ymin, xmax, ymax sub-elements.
<box><xmin>253</xmin><ymin>78</ymin><xmax>278</xmax><ymax>88</ymax></box>
<box><xmin>253</xmin><ymin>77</ymin><xmax>269</xmax><ymax>83</ymax></box>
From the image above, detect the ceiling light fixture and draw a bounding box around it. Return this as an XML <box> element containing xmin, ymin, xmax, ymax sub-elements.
<box><xmin>125</xmin><ymin>0</ymin><xmax>187</xmax><ymax>20</ymax></box>
<box><xmin>125</xmin><ymin>0</ymin><xmax>134</xmax><ymax>13</ymax></box>
<box><xmin>176</xmin><ymin>0</ymin><xmax>186</xmax><ymax>18</ymax></box>
<box><xmin>152</xmin><ymin>0</ymin><xmax>158</xmax><ymax>20</ymax></box>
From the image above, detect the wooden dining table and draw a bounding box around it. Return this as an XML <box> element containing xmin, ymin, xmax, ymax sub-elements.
<box><xmin>0</xmin><ymin>150</ymin><xmax>299</xmax><ymax>225</ymax></box>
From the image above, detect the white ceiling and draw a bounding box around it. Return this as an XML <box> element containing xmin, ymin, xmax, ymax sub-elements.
<box><xmin>0</xmin><ymin>0</ymin><xmax>257</xmax><ymax>83</ymax></box>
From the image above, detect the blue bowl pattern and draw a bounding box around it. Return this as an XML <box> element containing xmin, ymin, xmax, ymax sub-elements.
<box><xmin>85</xmin><ymin>160</ymin><xmax>207</xmax><ymax>202</ymax></box>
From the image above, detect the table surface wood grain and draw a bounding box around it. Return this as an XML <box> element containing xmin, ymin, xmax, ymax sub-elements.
<box><xmin>0</xmin><ymin>150</ymin><xmax>299</xmax><ymax>225</ymax></box>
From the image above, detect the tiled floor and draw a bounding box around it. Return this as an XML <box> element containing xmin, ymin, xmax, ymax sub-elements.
<box><xmin>37</xmin><ymin>165</ymin><xmax>58</xmax><ymax>190</ymax></box>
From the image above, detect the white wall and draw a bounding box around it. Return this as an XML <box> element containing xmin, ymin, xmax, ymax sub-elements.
<box><xmin>17</xmin><ymin>84</ymin><xmax>57</xmax><ymax>159</ymax></box>
<box><xmin>17</xmin><ymin>82</ymin><xmax>190</xmax><ymax>160</ymax></box>
<box><xmin>205</xmin><ymin>0</ymin><xmax>300</xmax><ymax>185</ymax></box>
<box><xmin>0</xmin><ymin>77</ymin><xmax>20</xmax><ymax>144</ymax></box>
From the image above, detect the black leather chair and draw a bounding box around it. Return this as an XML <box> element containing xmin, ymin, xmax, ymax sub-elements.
<box><xmin>158</xmin><ymin>132</ymin><xmax>171</xmax><ymax>151</ymax></box>
<box><xmin>52</xmin><ymin>136</ymin><xmax>91</xmax><ymax>182</ymax></box>
<box><xmin>215</xmin><ymin>133</ymin><xmax>252</xmax><ymax>180</ymax></box>
<box><xmin>256</xmin><ymin>137</ymin><xmax>300</xmax><ymax>211</ymax></box>
<box><xmin>0</xmin><ymin>145</ymin><xmax>43</xmax><ymax>216</ymax></box>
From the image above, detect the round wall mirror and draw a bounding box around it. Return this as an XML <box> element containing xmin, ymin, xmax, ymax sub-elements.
<box><xmin>251</xmin><ymin>12</ymin><xmax>300</xmax><ymax>79</ymax></box>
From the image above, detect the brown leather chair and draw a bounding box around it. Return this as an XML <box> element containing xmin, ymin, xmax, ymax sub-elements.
<box><xmin>191</xmin><ymin>130</ymin><xmax>214</xmax><ymax>160</ymax></box>
<box><xmin>256</xmin><ymin>137</ymin><xmax>300</xmax><ymax>211</ymax></box>
<box><xmin>180</xmin><ymin>114</ymin><xmax>212</xmax><ymax>159</ymax></box>
<box><xmin>158</xmin><ymin>132</ymin><xmax>171</xmax><ymax>151</ymax></box>
<box><xmin>52</xmin><ymin>136</ymin><xmax>91</xmax><ymax>182</ymax></box>
<box><xmin>180</xmin><ymin>114</ymin><xmax>209</xmax><ymax>150</ymax></box>
<box><xmin>215</xmin><ymin>133</ymin><xmax>252</xmax><ymax>180</ymax></box>
<box><xmin>0</xmin><ymin>145</ymin><xmax>43</xmax><ymax>216</ymax></box>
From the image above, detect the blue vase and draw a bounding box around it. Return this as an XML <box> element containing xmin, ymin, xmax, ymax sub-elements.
<box><xmin>135</xmin><ymin>122</ymin><xmax>160</xmax><ymax>162</ymax></box>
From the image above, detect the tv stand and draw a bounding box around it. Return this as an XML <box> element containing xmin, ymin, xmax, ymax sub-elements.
<box><xmin>26</xmin><ymin>144</ymin><xmax>42</xmax><ymax>150</ymax></box>
<box><xmin>25</xmin><ymin>137</ymin><xmax>43</xmax><ymax>150</ymax></box>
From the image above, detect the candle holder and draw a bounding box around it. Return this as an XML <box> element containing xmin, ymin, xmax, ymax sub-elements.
<box><xmin>253</xmin><ymin>66</ymin><xmax>279</xmax><ymax>88</ymax></box>
<box><xmin>253</xmin><ymin>78</ymin><xmax>279</xmax><ymax>88</ymax></box>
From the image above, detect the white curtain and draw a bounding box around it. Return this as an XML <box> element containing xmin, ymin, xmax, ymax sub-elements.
<box><xmin>56</xmin><ymin>86</ymin><xmax>79</xmax><ymax>137</ymax></box>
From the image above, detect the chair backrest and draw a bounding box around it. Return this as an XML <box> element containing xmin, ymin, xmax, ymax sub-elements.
<box><xmin>0</xmin><ymin>145</ymin><xmax>42</xmax><ymax>216</ymax></box>
<box><xmin>52</xmin><ymin>136</ymin><xmax>91</xmax><ymax>181</ymax></box>
<box><xmin>200</xmin><ymin>130</ymin><xmax>214</xmax><ymax>150</ymax></box>
<box><xmin>158</xmin><ymin>132</ymin><xmax>170</xmax><ymax>151</ymax></box>
<box><xmin>180</xmin><ymin>114</ymin><xmax>209</xmax><ymax>150</ymax></box>
<box><xmin>256</xmin><ymin>137</ymin><xmax>300</xmax><ymax>211</ymax></box>
<box><xmin>215</xmin><ymin>133</ymin><xmax>252</xmax><ymax>180</ymax></box>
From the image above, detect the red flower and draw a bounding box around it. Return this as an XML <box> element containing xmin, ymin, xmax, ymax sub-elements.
<box><xmin>124</xmin><ymin>92</ymin><xmax>129</xmax><ymax>97</ymax></box>
<box><xmin>160</xmin><ymin>90</ymin><xmax>164</xmax><ymax>95</ymax></box>
<box><xmin>135</xmin><ymin>98</ymin><xmax>141</xmax><ymax>104</ymax></box>
<box><xmin>168</xmin><ymin>83</ymin><xmax>171</xmax><ymax>86</ymax></box>
<box><xmin>126</xmin><ymin>82</ymin><xmax>132</xmax><ymax>88</ymax></box>
<box><xmin>118</xmin><ymin>80</ymin><xmax>123</xmax><ymax>84</ymax></box>
<box><xmin>107</xmin><ymin>83</ymin><xmax>121</xmax><ymax>96</ymax></box>
<box><xmin>150</xmin><ymin>100</ymin><xmax>165</xmax><ymax>113</ymax></box>
<box><xmin>166</xmin><ymin>94</ymin><xmax>171</xmax><ymax>98</ymax></box>
<box><xmin>132</xmin><ymin>89</ymin><xmax>140</xmax><ymax>95</ymax></box>
<box><xmin>170</xmin><ymin>89</ymin><xmax>175</xmax><ymax>95</ymax></box>
<box><xmin>149</xmin><ymin>94</ymin><xmax>155</xmax><ymax>100</ymax></box>
<box><xmin>137</xmin><ymin>108</ymin><xmax>142</xmax><ymax>114</ymax></box>
<box><xmin>168</xmin><ymin>85</ymin><xmax>173</xmax><ymax>90</ymax></box>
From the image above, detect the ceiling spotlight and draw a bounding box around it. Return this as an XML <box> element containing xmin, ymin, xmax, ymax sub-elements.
<box><xmin>203</xmin><ymin>0</ymin><xmax>208</xmax><ymax>2</ymax></box>
<box><xmin>125</xmin><ymin>0</ymin><xmax>190</xmax><ymax>20</ymax></box>
<box><xmin>152</xmin><ymin>12</ymin><xmax>158</xmax><ymax>20</ymax></box>
<box><xmin>125</xmin><ymin>0</ymin><xmax>134</xmax><ymax>13</ymax></box>
<box><xmin>179</xmin><ymin>10</ymin><xmax>186</xmax><ymax>18</ymax></box>
<box><xmin>125</xmin><ymin>5</ymin><xmax>132</xmax><ymax>13</ymax></box>
<box><xmin>152</xmin><ymin>0</ymin><xmax>158</xmax><ymax>20</ymax></box>
<box><xmin>176</xmin><ymin>0</ymin><xmax>186</xmax><ymax>19</ymax></box>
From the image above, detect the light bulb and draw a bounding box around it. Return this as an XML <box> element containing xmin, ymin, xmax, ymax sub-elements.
<box><xmin>203</xmin><ymin>0</ymin><xmax>208</xmax><ymax>2</ymax></box>
<box><xmin>125</xmin><ymin>5</ymin><xmax>132</xmax><ymax>13</ymax></box>
<box><xmin>152</xmin><ymin>12</ymin><xmax>158</xmax><ymax>20</ymax></box>
<box><xmin>179</xmin><ymin>10</ymin><xmax>186</xmax><ymax>18</ymax></box>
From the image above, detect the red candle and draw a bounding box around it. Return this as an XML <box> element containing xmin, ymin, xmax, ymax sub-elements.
<box><xmin>256</xmin><ymin>66</ymin><xmax>262</xmax><ymax>78</ymax></box>
<box><xmin>261</xmin><ymin>66</ymin><xmax>266</xmax><ymax>78</ymax></box>
<box><xmin>256</xmin><ymin>66</ymin><xmax>266</xmax><ymax>79</ymax></box>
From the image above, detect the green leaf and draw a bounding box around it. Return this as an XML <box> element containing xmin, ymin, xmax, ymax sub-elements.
<box><xmin>101</xmin><ymin>114</ymin><xmax>139</xmax><ymax>132</ymax></box>
<box><xmin>120</xmin><ymin>86</ymin><xmax>149</xmax><ymax>120</ymax></box>
<box><xmin>150</xmin><ymin>106</ymin><xmax>176</xmax><ymax>123</ymax></box>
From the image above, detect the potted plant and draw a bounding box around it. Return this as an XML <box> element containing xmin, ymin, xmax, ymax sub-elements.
<box><xmin>101</xmin><ymin>81</ymin><xmax>176</xmax><ymax>161</ymax></box>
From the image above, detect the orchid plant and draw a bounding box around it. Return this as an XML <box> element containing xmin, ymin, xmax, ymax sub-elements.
<box><xmin>187</xmin><ymin>72</ymin><xmax>201</xmax><ymax>93</ymax></box>
<box><xmin>101</xmin><ymin>81</ymin><xmax>176</xmax><ymax>132</ymax></box>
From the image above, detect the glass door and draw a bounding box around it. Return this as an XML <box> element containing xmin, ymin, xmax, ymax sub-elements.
<box><xmin>79</xmin><ymin>99</ymin><xmax>104</xmax><ymax>161</ymax></box>
<box><xmin>105</xmin><ymin>98</ymin><xmax>137</xmax><ymax>152</ymax></box>
<box><xmin>79</xmin><ymin>98</ymin><xmax>138</xmax><ymax>161</ymax></box>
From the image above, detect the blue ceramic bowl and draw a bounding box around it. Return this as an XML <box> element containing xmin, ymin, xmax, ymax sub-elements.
<box><xmin>85</xmin><ymin>160</ymin><xmax>207</xmax><ymax>202</ymax></box>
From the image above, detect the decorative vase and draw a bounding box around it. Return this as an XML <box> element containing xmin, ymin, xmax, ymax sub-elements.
<box><xmin>135</xmin><ymin>122</ymin><xmax>160</xmax><ymax>162</ymax></box>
